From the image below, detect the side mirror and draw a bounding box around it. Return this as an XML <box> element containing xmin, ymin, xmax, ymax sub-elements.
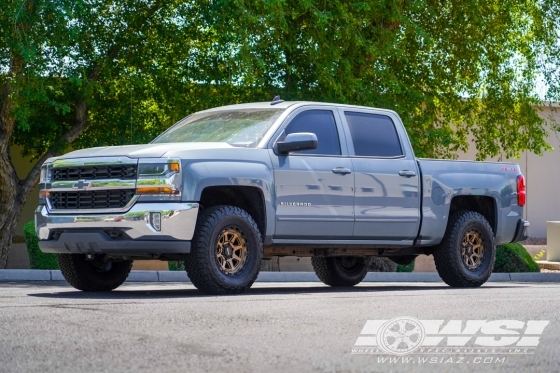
<box><xmin>275</xmin><ymin>132</ymin><xmax>318</xmax><ymax>155</ymax></box>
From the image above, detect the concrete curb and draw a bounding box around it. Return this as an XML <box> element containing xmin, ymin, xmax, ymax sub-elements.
<box><xmin>1</xmin><ymin>269</ymin><xmax>559</xmax><ymax>283</ymax></box>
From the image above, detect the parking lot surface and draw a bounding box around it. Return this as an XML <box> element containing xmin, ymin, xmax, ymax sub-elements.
<box><xmin>0</xmin><ymin>281</ymin><xmax>558</xmax><ymax>373</ymax></box>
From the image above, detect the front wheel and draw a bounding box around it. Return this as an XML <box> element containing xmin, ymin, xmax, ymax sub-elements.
<box><xmin>433</xmin><ymin>211</ymin><xmax>495</xmax><ymax>287</ymax></box>
<box><xmin>57</xmin><ymin>254</ymin><xmax>132</xmax><ymax>291</ymax></box>
<box><xmin>184</xmin><ymin>206</ymin><xmax>263</xmax><ymax>295</ymax></box>
<box><xmin>311</xmin><ymin>256</ymin><xmax>369</xmax><ymax>287</ymax></box>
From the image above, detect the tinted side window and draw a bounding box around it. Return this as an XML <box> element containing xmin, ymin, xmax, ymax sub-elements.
<box><xmin>284</xmin><ymin>110</ymin><xmax>341</xmax><ymax>155</ymax></box>
<box><xmin>345</xmin><ymin>112</ymin><xmax>403</xmax><ymax>157</ymax></box>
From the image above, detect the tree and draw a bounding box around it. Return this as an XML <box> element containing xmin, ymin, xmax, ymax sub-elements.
<box><xmin>208</xmin><ymin>0</ymin><xmax>560</xmax><ymax>158</ymax></box>
<box><xmin>0</xmin><ymin>0</ymin><xmax>210</xmax><ymax>267</ymax></box>
<box><xmin>2</xmin><ymin>0</ymin><xmax>560</xmax><ymax>267</ymax></box>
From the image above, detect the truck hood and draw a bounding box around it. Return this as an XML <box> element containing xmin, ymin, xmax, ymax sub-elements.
<box><xmin>52</xmin><ymin>142</ymin><xmax>236</xmax><ymax>160</ymax></box>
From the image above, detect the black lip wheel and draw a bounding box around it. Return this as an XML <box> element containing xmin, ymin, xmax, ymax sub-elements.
<box><xmin>311</xmin><ymin>256</ymin><xmax>369</xmax><ymax>287</ymax></box>
<box><xmin>184</xmin><ymin>206</ymin><xmax>263</xmax><ymax>295</ymax></box>
<box><xmin>434</xmin><ymin>211</ymin><xmax>495</xmax><ymax>287</ymax></box>
<box><xmin>57</xmin><ymin>254</ymin><xmax>132</xmax><ymax>292</ymax></box>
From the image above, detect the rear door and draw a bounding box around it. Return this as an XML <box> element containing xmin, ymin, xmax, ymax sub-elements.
<box><xmin>269</xmin><ymin>106</ymin><xmax>355</xmax><ymax>240</ymax></box>
<box><xmin>338</xmin><ymin>108</ymin><xmax>421</xmax><ymax>242</ymax></box>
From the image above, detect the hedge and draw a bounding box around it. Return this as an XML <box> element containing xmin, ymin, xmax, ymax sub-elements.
<box><xmin>23</xmin><ymin>221</ymin><xmax>59</xmax><ymax>270</ymax></box>
<box><xmin>492</xmin><ymin>243</ymin><xmax>540</xmax><ymax>273</ymax></box>
<box><xmin>168</xmin><ymin>261</ymin><xmax>185</xmax><ymax>271</ymax></box>
<box><xmin>396</xmin><ymin>261</ymin><xmax>415</xmax><ymax>272</ymax></box>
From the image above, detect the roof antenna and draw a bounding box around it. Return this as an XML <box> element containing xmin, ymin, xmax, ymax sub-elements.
<box><xmin>271</xmin><ymin>95</ymin><xmax>284</xmax><ymax>105</ymax></box>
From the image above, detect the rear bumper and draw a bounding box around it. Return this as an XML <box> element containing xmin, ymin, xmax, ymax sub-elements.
<box><xmin>511</xmin><ymin>219</ymin><xmax>530</xmax><ymax>243</ymax></box>
<box><xmin>35</xmin><ymin>202</ymin><xmax>198</xmax><ymax>254</ymax></box>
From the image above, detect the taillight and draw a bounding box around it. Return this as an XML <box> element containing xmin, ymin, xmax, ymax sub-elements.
<box><xmin>517</xmin><ymin>175</ymin><xmax>526</xmax><ymax>207</ymax></box>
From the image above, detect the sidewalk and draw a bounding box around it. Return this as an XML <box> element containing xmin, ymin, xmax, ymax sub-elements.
<box><xmin>1</xmin><ymin>269</ymin><xmax>559</xmax><ymax>283</ymax></box>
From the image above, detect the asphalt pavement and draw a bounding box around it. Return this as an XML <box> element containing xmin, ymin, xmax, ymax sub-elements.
<box><xmin>0</xmin><ymin>281</ymin><xmax>558</xmax><ymax>373</ymax></box>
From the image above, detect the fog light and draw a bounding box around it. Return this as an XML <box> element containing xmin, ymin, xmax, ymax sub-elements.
<box><xmin>150</xmin><ymin>212</ymin><xmax>161</xmax><ymax>231</ymax></box>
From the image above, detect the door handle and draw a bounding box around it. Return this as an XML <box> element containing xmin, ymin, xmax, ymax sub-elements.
<box><xmin>399</xmin><ymin>170</ymin><xmax>417</xmax><ymax>177</ymax></box>
<box><xmin>332</xmin><ymin>167</ymin><xmax>352</xmax><ymax>175</ymax></box>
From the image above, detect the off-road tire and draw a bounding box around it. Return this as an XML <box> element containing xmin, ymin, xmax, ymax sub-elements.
<box><xmin>434</xmin><ymin>211</ymin><xmax>495</xmax><ymax>287</ymax></box>
<box><xmin>311</xmin><ymin>256</ymin><xmax>369</xmax><ymax>287</ymax></box>
<box><xmin>184</xmin><ymin>206</ymin><xmax>263</xmax><ymax>295</ymax></box>
<box><xmin>57</xmin><ymin>254</ymin><xmax>132</xmax><ymax>291</ymax></box>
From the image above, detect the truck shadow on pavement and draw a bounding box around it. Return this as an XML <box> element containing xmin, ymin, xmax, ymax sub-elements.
<box><xmin>26</xmin><ymin>283</ymin><xmax>521</xmax><ymax>300</ymax></box>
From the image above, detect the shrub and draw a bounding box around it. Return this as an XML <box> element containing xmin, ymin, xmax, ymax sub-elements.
<box><xmin>168</xmin><ymin>261</ymin><xmax>185</xmax><ymax>271</ymax></box>
<box><xmin>23</xmin><ymin>221</ymin><xmax>59</xmax><ymax>270</ymax></box>
<box><xmin>493</xmin><ymin>243</ymin><xmax>540</xmax><ymax>273</ymax></box>
<box><xmin>397</xmin><ymin>261</ymin><xmax>415</xmax><ymax>272</ymax></box>
<box><xmin>368</xmin><ymin>257</ymin><xmax>397</xmax><ymax>272</ymax></box>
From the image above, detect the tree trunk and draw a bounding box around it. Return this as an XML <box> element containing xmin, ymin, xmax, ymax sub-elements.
<box><xmin>0</xmin><ymin>54</ymin><xmax>24</xmax><ymax>268</ymax></box>
<box><xmin>0</xmin><ymin>100</ymin><xmax>88</xmax><ymax>268</ymax></box>
<box><xmin>0</xmin><ymin>187</ymin><xmax>28</xmax><ymax>268</ymax></box>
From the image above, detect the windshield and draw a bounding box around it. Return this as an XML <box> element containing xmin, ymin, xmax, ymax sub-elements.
<box><xmin>152</xmin><ymin>108</ymin><xmax>285</xmax><ymax>147</ymax></box>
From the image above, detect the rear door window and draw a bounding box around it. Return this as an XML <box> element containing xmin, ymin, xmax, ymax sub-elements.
<box><xmin>344</xmin><ymin>112</ymin><xmax>403</xmax><ymax>157</ymax></box>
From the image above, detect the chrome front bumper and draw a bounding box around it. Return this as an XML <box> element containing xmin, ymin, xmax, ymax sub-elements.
<box><xmin>35</xmin><ymin>202</ymin><xmax>199</xmax><ymax>254</ymax></box>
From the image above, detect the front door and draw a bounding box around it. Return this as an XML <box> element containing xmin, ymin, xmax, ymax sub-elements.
<box><xmin>270</xmin><ymin>107</ymin><xmax>354</xmax><ymax>239</ymax></box>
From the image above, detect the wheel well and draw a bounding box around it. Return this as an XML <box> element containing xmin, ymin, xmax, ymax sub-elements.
<box><xmin>449</xmin><ymin>196</ymin><xmax>497</xmax><ymax>234</ymax></box>
<box><xmin>199</xmin><ymin>186</ymin><xmax>266</xmax><ymax>237</ymax></box>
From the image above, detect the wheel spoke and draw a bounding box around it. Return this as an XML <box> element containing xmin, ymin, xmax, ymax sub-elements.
<box><xmin>214</xmin><ymin>227</ymin><xmax>249</xmax><ymax>275</ymax></box>
<box><xmin>389</xmin><ymin>338</ymin><xmax>403</xmax><ymax>350</ymax></box>
<box><xmin>402</xmin><ymin>337</ymin><xmax>416</xmax><ymax>349</ymax></box>
<box><xmin>385</xmin><ymin>330</ymin><xmax>402</xmax><ymax>338</ymax></box>
<box><xmin>405</xmin><ymin>326</ymin><xmax>421</xmax><ymax>337</ymax></box>
<box><xmin>460</xmin><ymin>229</ymin><xmax>485</xmax><ymax>270</ymax></box>
<box><xmin>398</xmin><ymin>320</ymin><xmax>407</xmax><ymax>333</ymax></box>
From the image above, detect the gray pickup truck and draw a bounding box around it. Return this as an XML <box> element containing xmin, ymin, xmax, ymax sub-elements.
<box><xmin>36</xmin><ymin>99</ymin><xmax>529</xmax><ymax>294</ymax></box>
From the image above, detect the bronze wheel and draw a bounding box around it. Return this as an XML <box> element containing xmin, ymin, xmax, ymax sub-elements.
<box><xmin>461</xmin><ymin>230</ymin><xmax>485</xmax><ymax>270</ymax></box>
<box><xmin>433</xmin><ymin>211</ymin><xmax>495</xmax><ymax>288</ymax></box>
<box><xmin>184</xmin><ymin>205</ymin><xmax>263</xmax><ymax>295</ymax></box>
<box><xmin>216</xmin><ymin>227</ymin><xmax>248</xmax><ymax>275</ymax></box>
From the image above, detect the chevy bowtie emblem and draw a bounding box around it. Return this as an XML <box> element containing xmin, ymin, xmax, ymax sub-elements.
<box><xmin>73</xmin><ymin>180</ymin><xmax>90</xmax><ymax>189</ymax></box>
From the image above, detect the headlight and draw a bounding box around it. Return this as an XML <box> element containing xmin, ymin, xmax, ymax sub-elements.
<box><xmin>136</xmin><ymin>159</ymin><xmax>182</xmax><ymax>198</ymax></box>
<box><xmin>39</xmin><ymin>164</ymin><xmax>51</xmax><ymax>204</ymax></box>
<box><xmin>39</xmin><ymin>164</ymin><xmax>50</xmax><ymax>183</ymax></box>
<box><xmin>138</xmin><ymin>162</ymin><xmax>180</xmax><ymax>176</ymax></box>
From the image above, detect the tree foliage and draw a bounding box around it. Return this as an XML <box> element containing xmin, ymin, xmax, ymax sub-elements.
<box><xmin>1</xmin><ymin>0</ymin><xmax>560</xmax><ymax>266</ymax></box>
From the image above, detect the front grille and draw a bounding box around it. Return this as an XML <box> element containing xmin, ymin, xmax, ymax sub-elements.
<box><xmin>50</xmin><ymin>190</ymin><xmax>136</xmax><ymax>210</ymax></box>
<box><xmin>52</xmin><ymin>165</ymin><xmax>137</xmax><ymax>181</ymax></box>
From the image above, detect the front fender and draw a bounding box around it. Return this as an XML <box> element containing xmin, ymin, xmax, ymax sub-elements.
<box><xmin>181</xmin><ymin>159</ymin><xmax>276</xmax><ymax>241</ymax></box>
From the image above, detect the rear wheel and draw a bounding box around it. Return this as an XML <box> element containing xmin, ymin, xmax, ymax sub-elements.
<box><xmin>57</xmin><ymin>254</ymin><xmax>132</xmax><ymax>291</ymax></box>
<box><xmin>433</xmin><ymin>211</ymin><xmax>495</xmax><ymax>287</ymax></box>
<box><xmin>311</xmin><ymin>256</ymin><xmax>369</xmax><ymax>287</ymax></box>
<box><xmin>184</xmin><ymin>206</ymin><xmax>263</xmax><ymax>295</ymax></box>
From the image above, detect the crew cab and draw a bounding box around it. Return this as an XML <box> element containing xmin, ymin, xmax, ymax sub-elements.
<box><xmin>36</xmin><ymin>99</ymin><xmax>529</xmax><ymax>294</ymax></box>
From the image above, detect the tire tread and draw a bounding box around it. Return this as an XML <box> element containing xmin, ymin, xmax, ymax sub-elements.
<box><xmin>311</xmin><ymin>257</ymin><xmax>368</xmax><ymax>287</ymax></box>
<box><xmin>184</xmin><ymin>206</ymin><xmax>262</xmax><ymax>295</ymax></box>
<box><xmin>433</xmin><ymin>211</ymin><xmax>495</xmax><ymax>287</ymax></box>
<box><xmin>57</xmin><ymin>254</ymin><xmax>132</xmax><ymax>291</ymax></box>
